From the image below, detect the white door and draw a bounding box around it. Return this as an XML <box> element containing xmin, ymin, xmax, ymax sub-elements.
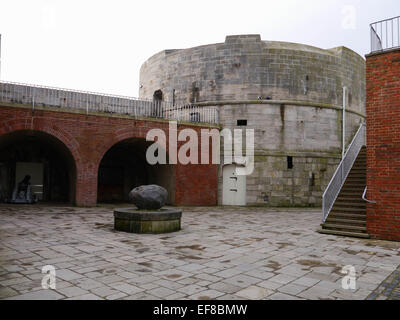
<box><xmin>222</xmin><ymin>164</ymin><xmax>246</xmax><ymax>206</ymax></box>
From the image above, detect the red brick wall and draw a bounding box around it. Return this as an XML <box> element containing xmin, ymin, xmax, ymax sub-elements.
<box><xmin>366</xmin><ymin>49</ymin><xmax>400</xmax><ymax>241</ymax></box>
<box><xmin>175</xmin><ymin>164</ymin><xmax>218</xmax><ymax>206</ymax></box>
<box><xmin>0</xmin><ymin>105</ymin><xmax>218</xmax><ymax>207</ymax></box>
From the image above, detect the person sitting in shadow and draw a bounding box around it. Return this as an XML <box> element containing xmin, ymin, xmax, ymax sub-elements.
<box><xmin>18</xmin><ymin>175</ymin><xmax>31</xmax><ymax>196</ymax></box>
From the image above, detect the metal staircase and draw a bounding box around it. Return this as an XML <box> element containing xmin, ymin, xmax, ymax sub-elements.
<box><xmin>318</xmin><ymin>124</ymin><xmax>369</xmax><ymax>238</ymax></box>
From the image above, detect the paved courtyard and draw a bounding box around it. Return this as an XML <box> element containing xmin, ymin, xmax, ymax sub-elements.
<box><xmin>1</xmin><ymin>204</ymin><xmax>400</xmax><ymax>300</ymax></box>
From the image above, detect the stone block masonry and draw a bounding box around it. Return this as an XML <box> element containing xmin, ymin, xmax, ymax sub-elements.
<box><xmin>139</xmin><ymin>35</ymin><xmax>366</xmax><ymax>207</ymax></box>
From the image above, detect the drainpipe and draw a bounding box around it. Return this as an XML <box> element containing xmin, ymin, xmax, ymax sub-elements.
<box><xmin>342</xmin><ymin>87</ymin><xmax>347</xmax><ymax>159</ymax></box>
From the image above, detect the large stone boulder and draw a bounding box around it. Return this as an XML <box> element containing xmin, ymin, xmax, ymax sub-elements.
<box><xmin>129</xmin><ymin>185</ymin><xmax>168</xmax><ymax>210</ymax></box>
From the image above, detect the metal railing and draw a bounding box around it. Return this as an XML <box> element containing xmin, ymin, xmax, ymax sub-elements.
<box><xmin>371</xmin><ymin>16</ymin><xmax>400</xmax><ymax>53</ymax></box>
<box><xmin>322</xmin><ymin>123</ymin><xmax>366</xmax><ymax>223</ymax></box>
<box><xmin>0</xmin><ymin>81</ymin><xmax>219</xmax><ymax>125</ymax></box>
<box><xmin>362</xmin><ymin>187</ymin><xmax>376</xmax><ymax>204</ymax></box>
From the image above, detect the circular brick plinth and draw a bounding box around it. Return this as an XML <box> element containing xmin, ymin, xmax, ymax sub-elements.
<box><xmin>114</xmin><ymin>208</ymin><xmax>182</xmax><ymax>234</ymax></box>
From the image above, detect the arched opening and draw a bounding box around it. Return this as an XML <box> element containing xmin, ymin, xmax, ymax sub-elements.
<box><xmin>97</xmin><ymin>138</ymin><xmax>175</xmax><ymax>204</ymax></box>
<box><xmin>0</xmin><ymin>130</ymin><xmax>77</xmax><ymax>204</ymax></box>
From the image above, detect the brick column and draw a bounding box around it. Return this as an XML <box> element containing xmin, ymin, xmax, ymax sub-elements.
<box><xmin>366</xmin><ymin>49</ymin><xmax>400</xmax><ymax>241</ymax></box>
<box><xmin>75</xmin><ymin>163</ymin><xmax>98</xmax><ymax>207</ymax></box>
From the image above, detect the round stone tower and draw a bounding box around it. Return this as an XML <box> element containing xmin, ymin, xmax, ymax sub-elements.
<box><xmin>139</xmin><ymin>35</ymin><xmax>366</xmax><ymax>207</ymax></box>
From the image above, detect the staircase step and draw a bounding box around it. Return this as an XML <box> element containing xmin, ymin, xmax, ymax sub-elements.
<box><xmin>338</xmin><ymin>191</ymin><xmax>364</xmax><ymax>195</ymax></box>
<box><xmin>324</xmin><ymin>218</ymin><xmax>366</xmax><ymax>225</ymax></box>
<box><xmin>342</xmin><ymin>183</ymin><xmax>365</xmax><ymax>187</ymax></box>
<box><xmin>335</xmin><ymin>199</ymin><xmax>365</xmax><ymax>203</ymax></box>
<box><xmin>322</xmin><ymin>223</ymin><xmax>367</xmax><ymax>232</ymax></box>
<box><xmin>334</xmin><ymin>201</ymin><xmax>366</xmax><ymax>207</ymax></box>
<box><xmin>346</xmin><ymin>175</ymin><xmax>366</xmax><ymax>178</ymax></box>
<box><xmin>329</xmin><ymin>212</ymin><xmax>366</xmax><ymax>220</ymax></box>
<box><xmin>317</xmin><ymin>228</ymin><xmax>370</xmax><ymax>239</ymax></box>
<box><xmin>336</xmin><ymin>197</ymin><xmax>363</xmax><ymax>202</ymax></box>
<box><xmin>320</xmin><ymin>146</ymin><xmax>367</xmax><ymax>239</ymax></box>
<box><xmin>331</xmin><ymin>207</ymin><xmax>366</xmax><ymax>213</ymax></box>
<box><xmin>340</xmin><ymin>187</ymin><xmax>366</xmax><ymax>191</ymax></box>
<box><xmin>344</xmin><ymin>181</ymin><xmax>366</xmax><ymax>185</ymax></box>
<box><xmin>337</xmin><ymin>197</ymin><xmax>363</xmax><ymax>201</ymax></box>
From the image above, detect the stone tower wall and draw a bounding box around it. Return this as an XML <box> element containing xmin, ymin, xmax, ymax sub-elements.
<box><xmin>139</xmin><ymin>35</ymin><xmax>366</xmax><ymax>206</ymax></box>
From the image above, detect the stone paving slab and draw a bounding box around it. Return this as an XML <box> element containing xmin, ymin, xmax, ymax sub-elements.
<box><xmin>0</xmin><ymin>204</ymin><xmax>400</xmax><ymax>300</ymax></box>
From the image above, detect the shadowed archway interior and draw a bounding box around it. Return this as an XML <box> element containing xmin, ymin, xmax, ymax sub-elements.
<box><xmin>97</xmin><ymin>138</ymin><xmax>175</xmax><ymax>204</ymax></box>
<box><xmin>0</xmin><ymin>130</ymin><xmax>77</xmax><ymax>204</ymax></box>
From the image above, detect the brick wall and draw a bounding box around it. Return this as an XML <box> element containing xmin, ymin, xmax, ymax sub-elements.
<box><xmin>366</xmin><ymin>49</ymin><xmax>400</xmax><ymax>241</ymax></box>
<box><xmin>0</xmin><ymin>105</ymin><xmax>218</xmax><ymax>207</ymax></box>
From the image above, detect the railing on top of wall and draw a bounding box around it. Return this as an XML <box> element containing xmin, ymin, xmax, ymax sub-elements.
<box><xmin>322</xmin><ymin>123</ymin><xmax>366</xmax><ymax>223</ymax></box>
<box><xmin>371</xmin><ymin>16</ymin><xmax>400</xmax><ymax>53</ymax></box>
<box><xmin>0</xmin><ymin>81</ymin><xmax>219</xmax><ymax>125</ymax></box>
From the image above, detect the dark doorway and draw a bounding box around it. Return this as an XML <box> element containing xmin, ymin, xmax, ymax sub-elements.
<box><xmin>0</xmin><ymin>130</ymin><xmax>76</xmax><ymax>204</ymax></box>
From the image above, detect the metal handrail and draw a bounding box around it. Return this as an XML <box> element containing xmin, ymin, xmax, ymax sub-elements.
<box><xmin>362</xmin><ymin>187</ymin><xmax>376</xmax><ymax>204</ymax></box>
<box><xmin>370</xmin><ymin>16</ymin><xmax>400</xmax><ymax>53</ymax></box>
<box><xmin>0</xmin><ymin>80</ymin><xmax>219</xmax><ymax>125</ymax></box>
<box><xmin>322</xmin><ymin>123</ymin><xmax>366</xmax><ymax>223</ymax></box>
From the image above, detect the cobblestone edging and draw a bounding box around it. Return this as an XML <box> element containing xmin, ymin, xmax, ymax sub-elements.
<box><xmin>367</xmin><ymin>265</ymin><xmax>400</xmax><ymax>300</ymax></box>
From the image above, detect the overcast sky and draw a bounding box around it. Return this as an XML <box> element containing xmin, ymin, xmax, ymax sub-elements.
<box><xmin>0</xmin><ymin>0</ymin><xmax>398</xmax><ymax>96</ymax></box>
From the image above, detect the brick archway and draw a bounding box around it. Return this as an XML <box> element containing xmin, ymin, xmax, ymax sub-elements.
<box><xmin>0</xmin><ymin>119</ymin><xmax>82</xmax><ymax>168</ymax></box>
<box><xmin>0</xmin><ymin>106</ymin><xmax>218</xmax><ymax>207</ymax></box>
<box><xmin>95</xmin><ymin>128</ymin><xmax>174</xmax><ymax>204</ymax></box>
<box><xmin>0</xmin><ymin>124</ymin><xmax>80</xmax><ymax>204</ymax></box>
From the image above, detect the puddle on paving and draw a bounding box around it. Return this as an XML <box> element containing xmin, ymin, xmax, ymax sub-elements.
<box><xmin>120</xmin><ymin>240</ymin><xmax>143</xmax><ymax>246</ymax></box>
<box><xmin>175</xmin><ymin>245</ymin><xmax>204</xmax><ymax>251</ymax></box>
<box><xmin>209</xmin><ymin>226</ymin><xmax>226</xmax><ymax>230</ymax></box>
<box><xmin>297</xmin><ymin>260</ymin><xmax>325</xmax><ymax>267</ymax></box>
<box><xmin>94</xmin><ymin>223</ymin><xmax>113</xmax><ymax>229</ymax></box>
<box><xmin>138</xmin><ymin>262</ymin><xmax>153</xmax><ymax>267</ymax></box>
<box><xmin>166</xmin><ymin>274</ymin><xmax>182</xmax><ymax>279</ymax></box>
<box><xmin>177</xmin><ymin>255</ymin><xmax>203</xmax><ymax>261</ymax></box>
<box><xmin>135</xmin><ymin>268</ymin><xmax>151</xmax><ymax>273</ymax></box>
<box><xmin>251</xmin><ymin>237</ymin><xmax>267</xmax><ymax>242</ymax></box>
<box><xmin>277</xmin><ymin>242</ymin><xmax>293</xmax><ymax>249</ymax></box>
<box><xmin>265</xmin><ymin>261</ymin><xmax>281</xmax><ymax>270</ymax></box>
<box><xmin>296</xmin><ymin>259</ymin><xmax>340</xmax><ymax>275</ymax></box>
<box><xmin>105</xmin><ymin>269</ymin><xmax>116</xmax><ymax>274</ymax></box>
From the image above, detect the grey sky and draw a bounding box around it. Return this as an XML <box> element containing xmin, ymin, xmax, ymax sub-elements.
<box><xmin>0</xmin><ymin>0</ymin><xmax>398</xmax><ymax>96</ymax></box>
